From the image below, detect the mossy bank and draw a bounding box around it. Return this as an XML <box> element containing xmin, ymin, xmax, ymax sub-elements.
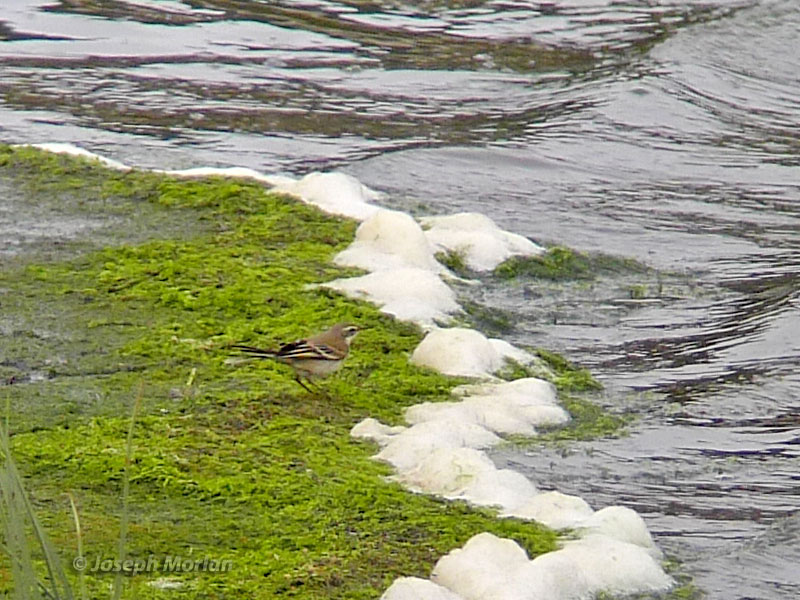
<box><xmin>0</xmin><ymin>145</ymin><xmax>560</xmax><ymax>598</ymax></box>
<box><xmin>0</xmin><ymin>145</ymin><xmax>633</xmax><ymax>598</ymax></box>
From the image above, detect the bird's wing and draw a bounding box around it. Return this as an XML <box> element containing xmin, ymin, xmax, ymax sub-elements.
<box><xmin>277</xmin><ymin>339</ymin><xmax>345</xmax><ymax>361</ymax></box>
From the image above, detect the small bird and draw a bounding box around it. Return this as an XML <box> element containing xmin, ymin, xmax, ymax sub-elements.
<box><xmin>230</xmin><ymin>323</ymin><xmax>360</xmax><ymax>393</ymax></box>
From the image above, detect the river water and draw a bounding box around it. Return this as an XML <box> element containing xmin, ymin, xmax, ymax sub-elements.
<box><xmin>1</xmin><ymin>1</ymin><xmax>798</xmax><ymax>598</ymax></box>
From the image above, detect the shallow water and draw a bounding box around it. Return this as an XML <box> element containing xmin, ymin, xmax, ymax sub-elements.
<box><xmin>1</xmin><ymin>1</ymin><xmax>799</xmax><ymax>598</ymax></box>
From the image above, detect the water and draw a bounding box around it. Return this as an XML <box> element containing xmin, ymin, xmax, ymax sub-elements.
<box><xmin>1</xmin><ymin>1</ymin><xmax>799</xmax><ymax>598</ymax></box>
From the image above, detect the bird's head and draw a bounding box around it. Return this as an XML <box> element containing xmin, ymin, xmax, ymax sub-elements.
<box><xmin>334</xmin><ymin>323</ymin><xmax>360</xmax><ymax>345</ymax></box>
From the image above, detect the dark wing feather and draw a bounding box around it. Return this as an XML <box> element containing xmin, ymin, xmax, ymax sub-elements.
<box><xmin>276</xmin><ymin>339</ymin><xmax>307</xmax><ymax>354</ymax></box>
<box><xmin>275</xmin><ymin>340</ymin><xmax>344</xmax><ymax>361</ymax></box>
<box><xmin>229</xmin><ymin>344</ymin><xmax>278</xmax><ymax>359</ymax></box>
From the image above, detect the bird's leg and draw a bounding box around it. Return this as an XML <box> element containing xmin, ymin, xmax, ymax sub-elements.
<box><xmin>294</xmin><ymin>374</ymin><xmax>314</xmax><ymax>393</ymax></box>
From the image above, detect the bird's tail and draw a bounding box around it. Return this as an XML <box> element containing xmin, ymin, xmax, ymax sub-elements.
<box><xmin>228</xmin><ymin>344</ymin><xmax>279</xmax><ymax>359</ymax></box>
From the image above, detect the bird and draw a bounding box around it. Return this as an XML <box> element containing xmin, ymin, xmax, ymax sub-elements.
<box><xmin>229</xmin><ymin>323</ymin><xmax>360</xmax><ymax>393</ymax></box>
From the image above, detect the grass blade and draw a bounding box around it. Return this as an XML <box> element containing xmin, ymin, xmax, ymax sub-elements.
<box><xmin>0</xmin><ymin>416</ymin><xmax>69</xmax><ymax>600</ymax></box>
<box><xmin>67</xmin><ymin>493</ymin><xmax>87</xmax><ymax>600</ymax></box>
<box><xmin>111</xmin><ymin>385</ymin><xmax>142</xmax><ymax>600</ymax></box>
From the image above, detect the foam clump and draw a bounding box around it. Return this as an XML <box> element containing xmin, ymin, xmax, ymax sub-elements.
<box><xmin>376</xmin><ymin>421</ymin><xmax>501</xmax><ymax>472</ymax></box>
<box><xmin>506</xmin><ymin>498</ymin><xmax>662</xmax><ymax>557</ymax></box>
<box><xmin>431</xmin><ymin>533</ymin><xmax>530</xmax><ymax>600</ymax></box>
<box><xmin>407</xmin><ymin>377</ymin><xmax>568</xmax><ymax>436</ymax></box>
<box><xmin>578</xmin><ymin>506</ymin><xmax>662</xmax><ymax>558</ymax></box>
<box><xmin>269</xmin><ymin>171</ymin><xmax>381</xmax><ymax>221</ymax></box>
<box><xmin>452</xmin><ymin>377</ymin><xmax>557</xmax><ymax>404</ymax></box>
<box><xmin>488</xmin><ymin>338</ymin><xmax>540</xmax><ymax>368</ymax></box>
<box><xmin>392</xmin><ymin>446</ymin><xmax>536</xmax><ymax>511</ymax></box>
<box><xmin>514</xmin><ymin>550</ymin><xmax>592</xmax><ymax>600</ymax></box>
<box><xmin>410</xmin><ymin>328</ymin><xmax>536</xmax><ymax>378</ymax></box>
<box><xmin>381</xmin><ymin>577</ymin><xmax>465</xmax><ymax>600</ymax></box>
<box><xmin>406</xmin><ymin>398</ymin><xmax>536</xmax><ymax>437</ymax></box>
<box><xmin>335</xmin><ymin>209</ymin><xmax>444</xmax><ymax>273</ymax></box>
<box><xmin>457</xmin><ymin>465</ymin><xmax>537</xmax><ymax>511</ymax></box>
<box><xmin>322</xmin><ymin>268</ymin><xmax>460</xmax><ymax>328</ymax></box>
<box><xmin>555</xmin><ymin>534</ymin><xmax>673</xmax><ymax>596</ymax></box>
<box><xmin>393</xmin><ymin>447</ymin><xmax>496</xmax><ymax>495</ymax></box>
<box><xmin>26</xmin><ymin>143</ymin><xmax>130</xmax><ymax>171</ymax></box>
<box><xmin>421</xmin><ymin>212</ymin><xmax>544</xmax><ymax>272</ymax></box>
<box><xmin>350</xmin><ymin>417</ymin><xmax>406</xmax><ymax>445</ymax></box>
<box><xmin>504</xmin><ymin>490</ymin><xmax>594</xmax><ymax>529</ymax></box>
<box><xmin>430</xmin><ymin>532</ymin><xmax>672</xmax><ymax>600</ymax></box>
<box><xmin>327</xmin><ymin>210</ymin><xmax>457</xmax><ymax>327</ymax></box>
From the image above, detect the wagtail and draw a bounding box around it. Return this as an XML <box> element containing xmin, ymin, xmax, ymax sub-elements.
<box><xmin>230</xmin><ymin>323</ymin><xmax>360</xmax><ymax>392</ymax></box>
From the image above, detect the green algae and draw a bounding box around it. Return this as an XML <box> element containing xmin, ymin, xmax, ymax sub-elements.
<box><xmin>533</xmin><ymin>348</ymin><xmax>602</xmax><ymax>393</ymax></box>
<box><xmin>0</xmin><ymin>145</ymin><xmax>561</xmax><ymax>598</ymax></box>
<box><xmin>496</xmin><ymin>349</ymin><xmax>600</xmax><ymax>395</ymax></box>
<box><xmin>498</xmin><ymin>350</ymin><xmax>629</xmax><ymax>444</ymax></box>
<box><xmin>494</xmin><ymin>246</ymin><xmax>649</xmax><ymax>281</ymax></box>
<box><xmin>536</xmin><ymin>349</ymin><xmax>631</xmax><ymax>442</ymax></box>
<box><xmin>536</xmin><ymin>395</ymin><xmax>631</xmax><ymax>443</ymax></box>
<box><xmin>434</xmin><ymin>249</ymin><xmax>470</xmax><ymax>279</ymax></box>
<box><xmin>460</xmin><ymin>300</ymin><xmax>515</xmax><ymax>335</ymax></box>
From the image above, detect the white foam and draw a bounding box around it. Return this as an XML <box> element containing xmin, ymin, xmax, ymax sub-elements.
<box><xmin>269</xmin><ymin>171</ymin><xmax>381</xmax><ymax>221</ymax></box>
<box><xmin>410</xmin><ymin>328</ymin><xmax>536</xmax><ymax>379</ymax></box>
<box><xmin>504</xmin><ymin>491</ymin><xmax>594</xmax><ymax>529</ymax></box>
<box><xmin>381</xmin><ymin>577</ymin><xmax>465</xmax><ymax>600</ymax></box>
<box><xmin>322</xmin><ymin>268</ymin><xmax>460</xmax><ymax>328</ymax></box>
<box><xmin>335</xmin><ymin>209</ymin><xmax>444</xmax><ymax>273</ymax></box>
<box><xmin>421</xmin><ymin>212</ymin><xmax>544</xmax><ymax>272</ymax></box>
<box><xmin>577</xmin><ymin>506</ymin><xmax>663</xmax><ymax>558</ymax></box>
<box><xmin>514</xmin><ymin>550</ymin><xmax>592</xmax><ymax>600</ymax></box>
<box><xmin>431</xmin><ymin>531</ymin><xmax>672</xmax><ymax>600</ymax></box>
<box><xmin>431</xmin><ymin>533</ymin><xmax>530</xmax><ymax>600</ymax></box>
<box><xmin>25</xmin><ymin>143</ymin><xmax>131</xmax><ymax>171</ymax></box>
<box><xmin>452</xmin><ymin>377</ymin><xmax>557</xmax><ymax>403</ymax></box>
<box><xmin>259</xmin><ymin>174</ymin><xmax>298</xmax><ymax>188</ymax></box>
<box><xmin>406</xmin><ymin>399</ymin><xmax>537</xmax><ymax>437</ymax></box>
<box><xmin>376</xmin><ymin>421</ymin><xmax>501</xmax><ymax>472</ymax></box>
<box><xmin>20</xmin><ymin>144</ymin><xmax>305</xmax><ymax>189</ymax></box>
<box><xmin>393</xmin><ymin>447</ymin><xmax>496</xmax><ymax>495</ymax></box>
<box><xmin>327</xmin><ymin>199</ymin><xmax>674</xmax><ymax>600</ymax></box>
<box><xmin>488</xmin><ymin>338</ymin><xmax>537</xmax><ymax>368</ymax></box>
<box><xmin>328</xmin><ymin>209</ymin><xmax>458</xmax><ymax>327</ymax></box>
<box><xmin>393</xmin><ymin>447</ymin><xmax>537</xmax><ymax>512</ymax></box>
<box><xmin>350</xmin><ymin>417</ymin><xmax>406</xmax><ymax>445</ymax></box>
<box><xmin>555</xmin><ymin>534</ymin><xmax>673</xmax><ymax>596</ymax></box>
<box><xmin>407</xmin><ymin>378</ymin><xmax>568</xmax><ymax>437</ymax></box>
<box><xmin>458</xmin><ymin>467</ymin><xmax>537</xmax><ymax>511</ymax></box>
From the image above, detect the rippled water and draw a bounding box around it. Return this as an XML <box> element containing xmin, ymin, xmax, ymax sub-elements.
<box><xmin>1</xmin><ymin>1</ymin><xmax>799</xmax><ymax>598</ymax></box>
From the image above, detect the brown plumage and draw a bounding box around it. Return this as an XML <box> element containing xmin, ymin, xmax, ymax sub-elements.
<box><xmin>230</xmin><ymin>323</ymin><xmax>359</xmax><ymax>392</ymax></box>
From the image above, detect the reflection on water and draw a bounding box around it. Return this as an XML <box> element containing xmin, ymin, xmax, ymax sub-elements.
<box><xmin>1</xmin><ymin>1</ymin><xmax>799</xmax><ymax>598</ymax></box>
<box><xmin>0</xmin><ymin>0</ymin><xmax>754</xmax><ymax>170</ymax></box>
